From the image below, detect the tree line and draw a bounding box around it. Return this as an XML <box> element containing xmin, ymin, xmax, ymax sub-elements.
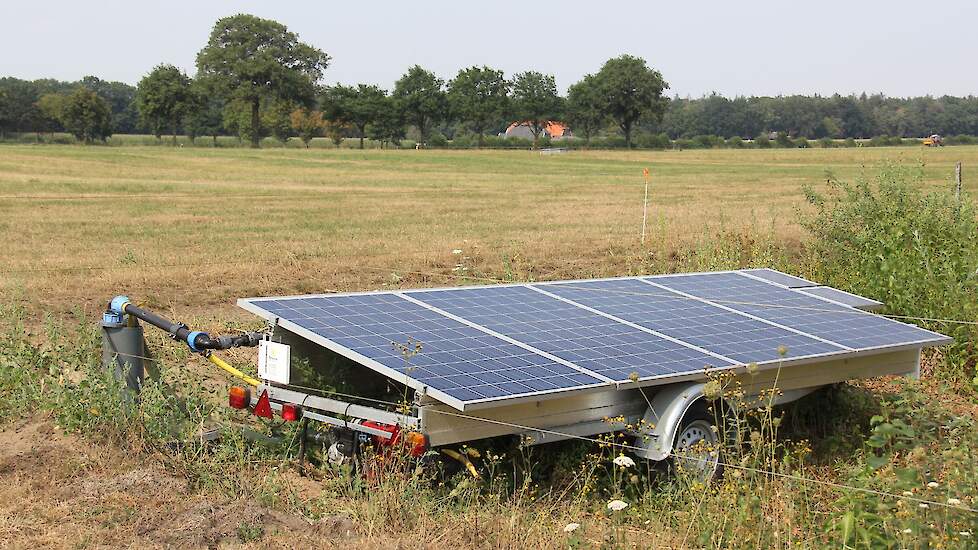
<box><xmin>1</xmin><ymin>13</ymin><xmax>976</xmax><ymax>148</ymax></box>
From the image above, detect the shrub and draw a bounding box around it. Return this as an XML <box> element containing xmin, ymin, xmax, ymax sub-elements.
<box><xmin>817</xmin><ymin>137</ymin><xmax>835</xmax><ymax>148</ymax></box>
<box><xmin>634</xmin><ymin>132</ymin><xmax>671</xmax><ymax>149</ymax></box>
<box><xmin>726</xmin><ymin>136</ymin><xmax>744</xmax><ymax>148</ymax></box>
<box><xmin>775</xmin><ymin>132</ymin><xmax>793</xmax><ymax>148</ymax></box>
<box><xmin>802</xmin><ymin>164</ymin><xmax>978</xmax><ymax>380</ymax></box>
<box><xmin>754</xmin><ymin>135</ymin><xmax>771</xmax><ymax>148</ymax></box>
<box><xmin>794</xmin><ymin>137</ymin><xmax>810</xmax><ymax>148</ymax></box>
<box><xmin>844</xmin><ymin>137</ymin><xmax>857</xmax><ymax>147</ymax></box>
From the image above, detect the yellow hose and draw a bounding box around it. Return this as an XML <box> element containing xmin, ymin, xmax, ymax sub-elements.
<box><xmin>441</xmin><ymin>448</ymin><xmax>481</xmax><ymax>479</ymax></box>
<box><xmin>207</xmin><ymin>353</ymin><xmax>261</xmax><ymax>387</ymax></box>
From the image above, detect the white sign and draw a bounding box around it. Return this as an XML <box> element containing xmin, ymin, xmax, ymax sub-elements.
<box><xmin>258</xmin><ymin>341</ymin><xmax>291</xmax><ymax>384</ymax></box>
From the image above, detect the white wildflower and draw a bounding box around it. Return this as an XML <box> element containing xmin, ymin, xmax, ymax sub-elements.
<box><xmin>452</xmin><ymin>249</ymin><xmax>463</xmax><ymax>255</ymax></box>
<box><xmin>607</xmin><ymin>499</ymin><xmax>628</xmax><ymax>512</ymax></box>
<box><xmin>947</xmin><ymin>498</ymin><xmax>963</xmax><ymax>506</ymax></box>
<box><xmin>902</xmin><ymin>491</ymin><xmax>914</xmax><ymax>497</ymax></box>
<box><xmin>927</xmin><ymin>481</ymin><xmax>939</xmax><ymax>489</ymax></box>
<box><xmin>563</xmin><ymin>523</ymin><xmax>580</xmax><ymax>533</ymax></box>
<box><xmin>902</xmin><ymin>529</ymin><xmax>913</xmax><ymax>534</ymax></box>
<box><xmin>613</xmin><ymin>455</ymin><xmax>636</xmax><ymax>468</ymax></box>
<box><xmin>919</xmin><ymin>503</ymin><xmax>929</xmax><ymax>509</ymax></box>
<box><xmin>960</xmin><ymin>531</ymin><xmax>972</xmax><ymax>537</ymax></box>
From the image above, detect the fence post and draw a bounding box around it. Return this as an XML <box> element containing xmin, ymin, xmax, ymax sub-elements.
<box><xmin>955</xmin><ymin>162</ymin><xmax>962</xmax><ymax>202</ymax></box>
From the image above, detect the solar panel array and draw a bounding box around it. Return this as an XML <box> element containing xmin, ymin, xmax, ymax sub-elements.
<box><xmin>239</xmin><ymin>269</ymin><xmax>951</xmax><ymax>410</ymax></box>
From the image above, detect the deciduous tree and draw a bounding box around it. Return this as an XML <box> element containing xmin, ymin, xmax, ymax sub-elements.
<box><xmin>447</xmin><ymin>66</ymin><xmax>509</xmax><ymax>147</ymax></box>
<box><xmin>392</xmin><ymin>65</ymin><xmax>446</xmax><ymax>146</ymax></box>
<box><xmin>594</xmin><ymin>55</ymin><xmax>668</xmax><ymax>148</ymax></box>
<box><xmin>135</xmin><ymin>64</ymin><xmax>193</xmax><ymax>144</ymax></box>
<box><xmin>290</xmin><ymin>107</ymin><xmax>324</xmax><ymax>147</ymax></box>
<box><xmin>196</xmin><ymin>14</ymin><xmax>329</xmax><ymax>148</ymax></box>
<box><xmin>566</xmin><ymin>74</ymin><xmax>605</xmax><ymax>145</ymax></box>
<box><xmin>511</xmin><ymin>71</ymin><xmax>562</xmax><ymax>149</ymax></box>
<box><xmin>322</xmin><ymin>84</ymin><xmax>387</xmax><ymax>149</ymax></box>
<box><xmin>58</xmin><ymin>87</ymin><xmax>112</xmax><ymax>143</ymax></box>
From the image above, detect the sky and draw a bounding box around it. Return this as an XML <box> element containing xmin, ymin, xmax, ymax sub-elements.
<box><xmin>2</xmin><ymin>1</ymin><xmax>976</xmax><ymax>97</ymax></box>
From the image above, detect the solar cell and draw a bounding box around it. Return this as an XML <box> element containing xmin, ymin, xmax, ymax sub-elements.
<box><xmin>405</xmin><ymin>285</ymin><xmax>734</xmax><ymax>382</ymax></box>
<box><xmin>244</xmin><ymin>293</ymin><xmax>606</xmax><ymax>408</ymax></box>
<box><xmin>796</xmin><ymin>286</ymin><xmax>883</xmax><ymax>311</ymax></box>
<box><xmin>537</xmin><ymin>279</ymin><xmax>845</xmax><ymax>364</ymax></box>
<box><xmin>651</xmin><ymin>272</ymin><xmax>945</xmax><ymax>350</ymax></box>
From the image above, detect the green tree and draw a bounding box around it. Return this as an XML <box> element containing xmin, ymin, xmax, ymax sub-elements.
<box><xmin>289</xmin><ymin>107</ymin><xmax>324</xmax><ymax>147</ymax></box>
<box><xmin>183</xmin><ymin>82</ymin><xmax>224</xmax><ymax>145</ymax></box>
<box><xmin>265</xmin><ymin>99</ymin><xmax>295</xmax><ymax>143</ymax></box>
<box><xmin>510</xmin><ymin>71</ymin><xmax>563</xmax><ymax>149</ymax></box>
<box><xmin>135</xmin><ymin>64</ymin><xmax>193</xmax><ymax>144</ymax></box>
<box><xmin>35</xmin><ymin>93</ymin><xmax>65</xmax><ymax>137</ymax></box>
<box><xmin>58</xmin><ymin>87</ymin><xmax>112</xmax><ymax>143</ymax></box>
<box><xmin>392</xmin><ymin>65</ymin><xmax>446</xmax><ymax>146</ymax></box>
<box><xmin>195</xmin><ymin>14</ymin><xmax>330</xmax><ymax>148</ymax></box>
<box><xmin>81</xmin><ymin>76</ymin><xmax>138</xmax><ymax>134</ymax></box>
<box><xmin>566</xmin><ymin>74</ymin><xmax>605</xmax><ymax>145</ymax></box>
<box><xmin>367</xmin><ymin>95</ymin><xmax>406</xmax><ymax>148</ymax></box>
<box><xmin>447</xmin><ymin>66</ymin><xmax>509</xmax><ymax>147</ymax></box>
<box><xmin>322</xmin><ymin>84</ymin><xmax>387</xmax><ymax>149</ymax></box>
<box><xmin>0</xmin><ymin>77</ymin><xmax>40</xmax><ymax>137</ymax></box>
<box><xmin>594</xmin><ymin>55</ymin><xmax>668</xmax><ymax>148</ymax></box>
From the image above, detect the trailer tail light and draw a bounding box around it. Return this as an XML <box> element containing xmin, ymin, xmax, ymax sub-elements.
<box><xmin>281</xmin><ymin>403</ymin><xmax>301</xmax><ymax>422</ymax></box>
<box><xmin>404</xmin><ymin>431</ymin><xmax>428</xmax><ymax>457</ymax></box>
<box><xmin>228</xmin><ymin>386</ymin><xmax>251</xmax><ymax>409</ymax></box>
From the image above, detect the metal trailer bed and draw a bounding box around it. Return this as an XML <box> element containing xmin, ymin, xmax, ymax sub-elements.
<box><xmin>235</xmin><ymin>268</ymin><xmax>950</xmax><ymax>465</ymax></box>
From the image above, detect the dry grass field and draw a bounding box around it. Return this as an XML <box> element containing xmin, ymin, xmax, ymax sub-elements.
<box><xmin>2</xmin><ymin>144</ymin><xmax>973</xmax><ymax>324</ymax></box>
<box><xmin>2</xmin><ymin>144</ymin><xmax>977</xmax><ymax>549</ymax></box>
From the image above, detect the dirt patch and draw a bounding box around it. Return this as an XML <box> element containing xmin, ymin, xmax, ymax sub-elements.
<box><xmin>0</xmin><ymin>418</ymin><xmax>353</xmax><ymax>548</ymax></box>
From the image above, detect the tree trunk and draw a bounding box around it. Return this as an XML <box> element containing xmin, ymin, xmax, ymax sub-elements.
<box><xmin>359</xmin><ymin>125</ymin><xmax>365</xmax><ymax>149</ymax></box>
<box><xmin>212</xmin><ymin>135</ymin><xmax>218</xmax><ymax>147</ymax></box>
<box><xmin>477</xmin><ymin>131</ymin><xmax>485</xmax><ymax>148</ymax></box>
<box><xmin>171</xmin><ymin>118</ymin><xmax>178</xmax><ymax>146</ymax></box>
<box><xmin>624</xmin><ymin>121</ymin><xmax>632</xmax><ymax>149</ymax></box>
<box><xmin>250</xmin><ymin>99</ymin><xmax>261</xmax><ymax>148</ymax></box>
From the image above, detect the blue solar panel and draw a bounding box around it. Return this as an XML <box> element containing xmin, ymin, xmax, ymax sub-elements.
<box><xmin>538</xmin><ymin>279</ymin><xmax>844</xmax><ymax>363</ymax></box>
<box><xmin>797</xmin><ymin>286</ymin><xmax>883</xmax><ymax>310</ymax></box>
<box><xmin>406</xmin><ymin>285</ymin><xmax>734</xmax><ymax>382</ymax></box>
<box><xmin>651</xmin><ymin>273</ymin><xmax>944</xmax><ymax>350</ymax></box>
<box><xmin>249</xmin><ymin>294</ymin><xmax>605</xmax><ymax>405</ymax></box>
<box><xmin>742</xmin><ymin>268</ymin><xmax>816</xmax><ymax>288</ymax></box>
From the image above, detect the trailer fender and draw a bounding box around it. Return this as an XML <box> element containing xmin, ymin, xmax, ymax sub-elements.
<box><xmin>632</xmin><ymin>382</ymin><xmax>719</xmax><ymax>462</ymax></box>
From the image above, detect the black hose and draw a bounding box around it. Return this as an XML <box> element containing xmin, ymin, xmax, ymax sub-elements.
<box><xmin>118</xmin><ymin>302</ymin><xmax>261</xmax><ymax>352</ymax></box>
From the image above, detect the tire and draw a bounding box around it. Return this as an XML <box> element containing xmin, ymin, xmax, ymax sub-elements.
<box><xmin>670</xmin><ymin>404</ymin><xmax>723</xmax><ymax>481</ymax></box>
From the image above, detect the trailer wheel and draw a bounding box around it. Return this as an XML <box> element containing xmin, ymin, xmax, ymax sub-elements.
<box><xmin>670</xmin><ymin>403</ymin><xmax>722</xmax><ymax>481</ymax></box>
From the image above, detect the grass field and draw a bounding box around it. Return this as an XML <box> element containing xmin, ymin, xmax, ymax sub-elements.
<box><xmin>2</xmin><ymin>144</ymin><xmax>977</xmax><ymax>548</ymax></box>
<box><xmin>2</xmin><ymin>144</ymin><xmax>973</xmax><ymax>324</ymax></box>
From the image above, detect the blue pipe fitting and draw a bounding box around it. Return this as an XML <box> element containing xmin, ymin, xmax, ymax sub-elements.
<box><xmin>186</xmin><ymin>331</ymin><xmax>206</xmax><ymax>352</ymax></box>
<box><xmin>109</xmin><ymin>295</ymin><xmax>131</xmax><ymax>315</ymax></box>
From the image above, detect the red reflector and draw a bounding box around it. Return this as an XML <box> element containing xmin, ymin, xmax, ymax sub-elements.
<box><xmin>228</xmin><ymin>386</ymin><xmax>250</xmax><ymax>409</ymax></box>
<box><xmin>253</xmin><ymin>389</ymin><xmax>273</xmax><ymax>419</ymax></box>
<box><xmin>281</xmin><ymin>403</ymin><xmax>301</xmax><ymax>422</ymax></box>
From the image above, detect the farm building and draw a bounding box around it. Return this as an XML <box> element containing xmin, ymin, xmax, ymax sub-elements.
<box><xmin>503</xmin><ymin>121</ymin><xmax>572</xmax><ymax>140</ymax></box>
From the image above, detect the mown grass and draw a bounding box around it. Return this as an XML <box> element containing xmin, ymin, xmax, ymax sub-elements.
<box><xmin>2</xmin><ymin>145</ymin><xmax>978</xmax><ymax>547</ymax></box>
<box><xmin>1</xmin><ymin>145</ymin><xmax>974</xmax><ymax>325</ymax></box>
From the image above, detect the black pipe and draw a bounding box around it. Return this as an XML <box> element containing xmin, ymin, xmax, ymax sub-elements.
<box><xmin>114</xmin><ymin>301</ymin><xmax>261</xmax><ymax>352</ymax></box>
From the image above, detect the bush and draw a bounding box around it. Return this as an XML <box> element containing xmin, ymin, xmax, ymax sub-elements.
<box><xmin>634</xmin><ymin>132</ymin><xmax>671</xmax><ymax>149</ymax></box>
<box><xmin>844</xmin><ymin>137</ymin><xmax>857</xmax><ymax>147</ymax></box>
<box><xmin>817</xmin><ymin>137</ymin><xmax>835</xmax><ymax>148</ymax></box>
<box><xmin>802</xmin><ymin>164</ymin><xmax>978</xmax><ymax>381</ymax></box>
<box><xmin>794</xmin><ymin>137</ymin><xmax>810</xmax><ymax>148</ymax></box>
<box><xmin>754</xmin><ymin>135</ymin><xmax>771</xmax><ymax>148</ymax></box>
<box><xmin>775</xmin><ymin>132</ymin><xmax>793</xmax><ymax>148</ymax></box>
<box><xmin>726</xmin><ymin>136</ymin><xmax>744</xmax><ymax>148</ymax></box>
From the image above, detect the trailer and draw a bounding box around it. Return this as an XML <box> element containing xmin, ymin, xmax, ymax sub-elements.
<box><xmin>102</xmin><ymin>268</ymin><xmax>951</xmax><ymax>476</ymax></box>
